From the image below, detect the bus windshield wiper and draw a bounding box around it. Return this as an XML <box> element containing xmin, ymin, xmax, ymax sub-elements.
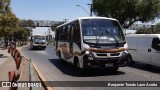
<box><xmin>95</xmin><ymin>28</ymin><xmax>103</xmax><ymax>47</ymax></box>
<box><xmin>105</xmin><ymin>29</ymin><xmax>119</xmax><ymax>47</ymax></box>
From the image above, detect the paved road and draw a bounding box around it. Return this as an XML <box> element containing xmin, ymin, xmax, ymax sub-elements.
<box><xmin>21</xmin><ymin>45</ymin><xmax>160</xmax><ymax>90</ymax></box>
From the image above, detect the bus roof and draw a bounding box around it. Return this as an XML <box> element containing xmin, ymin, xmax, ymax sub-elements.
<box><xmin>77</xmin><ymin>17</ymin><xmax>117</xmax><ymax>21</ymax></box>
<box><xmin>56</xmin><ymin>17</ymin><xmax>118</xmax><ymax>28</ymax></box>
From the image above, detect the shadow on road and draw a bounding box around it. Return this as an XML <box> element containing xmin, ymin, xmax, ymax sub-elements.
<box><xmin>0</xmin><ymin>54</ymin><xmax>8</xmax><ymax>58</ymax></box>
<box><xmin>48</xmin><ymin>59</ymin><xmax>125</xmax><ymax>77</ymax></box>
<box><xmin>0</xmin><ymin>54</ymin><xmax>4</xmax><ymax>57</ymax></box>
<box><xmin>130</xmin><ymin>62</ymin><xmax>160</xmax><ymax>74</ymax></box>
<box><xmin>28</xmin><ymin>48</ymin><xmax>45</xmax><ymax>51</ymax></box>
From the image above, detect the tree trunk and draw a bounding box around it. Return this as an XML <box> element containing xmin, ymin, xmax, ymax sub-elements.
<box><xmin>8</xmin><ymin>36</ymin><xmax>12</xmax><ymax>46</ymax></box>
<box><xmin>4</xmin><ymin>36</ymin><xmax>8</xmax><ymax>49</ymax></box>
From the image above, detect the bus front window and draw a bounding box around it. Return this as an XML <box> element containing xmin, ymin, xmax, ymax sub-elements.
<box><xmin>34</xmin><ymin>36</ymin><xmax>46</xmax><ymax>43</ymax></box>
<box><xmin>81</xmin><ymin>19</ymin><xmax>125</xmax><ymax>44</ymax></box>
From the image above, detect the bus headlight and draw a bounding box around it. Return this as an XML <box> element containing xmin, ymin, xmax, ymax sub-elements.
<box><xmin>122</xmin><ymin>50</ymin><xmax>129</xmax><ymax>56</ymax></box>
<box><xmin>85</xmin><ymin>51</ymin><xmax>94</xmax><ymax>60</ymax></box>
<box><xmin>85</xmin><ymin>51</ymin><xmax>90</xmax><ymax>55</ymax></box>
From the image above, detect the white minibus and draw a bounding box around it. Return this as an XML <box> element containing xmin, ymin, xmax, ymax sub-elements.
<box><xmin>55</xmin><ymin>17</ymin><xmax>129</xmax><ymax>72</ymax></box>
<box><xmin>30</xmin><ymin>34</ymin><xmax>47</xmax><ymax>50</ymax></box>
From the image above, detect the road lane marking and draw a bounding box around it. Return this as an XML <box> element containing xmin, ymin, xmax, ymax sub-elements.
<box><xmin>32</xmin><ymin>62</ymin><xmax>53</xmax><ymax>90</ymax></box>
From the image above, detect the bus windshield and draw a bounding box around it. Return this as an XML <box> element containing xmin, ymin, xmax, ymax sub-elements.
<box><xmin>34</xmin><ymin>35</ymin><xmax>45</xmax><ymax>43</ymax></box>
<box><xmin>81</xmin><ymin>19</ymin><xmax>125</xmax><ymax>43</ymax></box>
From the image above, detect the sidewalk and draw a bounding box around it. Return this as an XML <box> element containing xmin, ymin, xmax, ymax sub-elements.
<box><xmin>0</xmin><ymin>47</ymin><xmax>45</xmax><ymax>90</ymax></box>
<box><xmin>0</xmin><ymin>48</ymin><xmax>10</xmax><ymax>67</ymax></box>
<box><xmin>0</xmin><ymin>48</ymin><xmax>15</xmax><ymax>90</ymax></box>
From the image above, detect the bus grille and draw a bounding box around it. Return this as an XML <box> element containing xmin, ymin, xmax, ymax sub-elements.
<box><xmin>96</xmin><ymin>54</ymin><xmax>107</xmax><ymax>56</ymax></box>
<box><xmin>110</xmin><ymin>53</ymin><xmax>120</xmax><ymax>56</ymax></box>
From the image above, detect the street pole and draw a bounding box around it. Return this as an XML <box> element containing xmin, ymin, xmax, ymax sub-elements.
<box><xmin>63</xmin><ymin>19</ymin><xmax>68</xmax><ymax>23</ymax></box>
<box><xmin>87</xmin><ymin>3</ymin><xmax>93</xmax><ymax>17</ymax></box>
<box><xmin>48</xmin><ymin>28</ymin><xmax>50</xmax><ymax>42</ymax></box>
<box><xmin>76</xmin><ymin>5</ymin><xmax>90</xmax><ymax>16</ymax></box>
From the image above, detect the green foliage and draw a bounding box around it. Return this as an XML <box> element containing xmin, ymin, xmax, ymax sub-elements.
<box><xmin>16</xmin><ymin>26</ymin><xmax>31</xmax><ymax>41</ymax></box>
<box><xmin>51</xmin><ymin>21</ymin><xmax>64</xmax><ymax>31</ymax></box>
<box><xmin>19</xmin><ymin>19</ymin><xmax>34</xmax><ymax>27</ymax></box>
<box><xmin>0</xmin><ymin>0</ymin><xmax>19</xmax><ymax>37</ymax></box>
<box><xmin>51</xmin><ymin>24</ymin><xmax>57</xmax><ymax>32</ymax></box>
<box><xmin>0</xmin><ymin>0</ymin><xmax>30</xmax><ymax>46</ymax></box>
<box><xmin>136</xmin><ymin>24</ymin><xmax>160</xmax><ymax>34</ymax></box>
<box><xmin>92</xmin><ymin>0</ymin><xmax>160</xmax><ymax>28</ymax></box>
<box><xmin>0</xmin><ymin>12</ymin><xmax>19</xmax><ymax>36</ymax></box>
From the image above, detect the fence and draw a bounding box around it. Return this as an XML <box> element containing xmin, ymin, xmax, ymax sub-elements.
<box><xmin>7</xmin><ymin>46</ymin><xmax>52</xmax><ymax>90</ymax></box>
<box><xmin>8</xmin><ymin>46</ymin><xmax>23</xmax><ymax>90</ymax></box>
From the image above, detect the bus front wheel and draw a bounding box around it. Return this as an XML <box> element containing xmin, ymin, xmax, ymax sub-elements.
<box><xmin>107</xmin><ymin>67</ymin><xmax>119</xmax><ymax>73</ymax></box>
<box><xmin>74</xmin><ymin>57</ymin><xmax>81</xmax><ymax>69</ymax></box>
<box><xmin>127</xmin><ymin>55</ymin><xmax>134</xmax><ymax>66</ymax></box>
<box><xmin>58</xmin><ymin>51</ymin><xmax>62</xmax><ymax>62</ymax></box>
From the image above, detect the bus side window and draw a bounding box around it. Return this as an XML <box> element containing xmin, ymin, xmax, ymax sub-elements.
<box><xmin>72</xmin><ymin>21</ymin><xmax>81</xmax><ymax>48</ymax></box>
<box><xmin>152</xmin><ymin>38</ymin><xmax>160</xmax><ymax>51</ymax></box>
<box><xmin>59</xmin><ymin>27</ymin><xmax>67</xmax><ymax>41</ymax></box>
<box><xmin>55</xmin><ymin>29</ymin><xmax>59</xmax><ymax>41</ymax></box>
<box><xmin>70</xmin><ymin>26</ymin><xmax>74</xmax><ymax>42</ymax></box>
<box><xmin>73</xmin><ymin>23</ymin><xmax>80</xmax><ymax>42</ymax></box>
<box><xmin>66</xmin><ymin>25</ymin><xmax>70</xmax><ymax>42</ymax></box>
<box><xmin>62</xmin><ymin>27</ymin><xmax>66</xmax><ymax>41</ymax></box>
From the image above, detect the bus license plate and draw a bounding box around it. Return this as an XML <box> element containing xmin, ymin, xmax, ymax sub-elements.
<box><xmin>105</xmin><ymin>63</ymin><xmax>113</xmax><ymax>67</ymax></box>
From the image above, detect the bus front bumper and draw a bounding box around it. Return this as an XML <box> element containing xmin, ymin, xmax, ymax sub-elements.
<box><xmin>33</xmin><ymin>44</ymin><xmax>46</xmax><ymax>48</ymax></box>
<box><xmin>83</xmin><ymin>54</ymin><xmax>129</xmax><ymax>69</ymax></box>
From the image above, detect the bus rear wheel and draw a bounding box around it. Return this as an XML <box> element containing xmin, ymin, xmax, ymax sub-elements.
<box><xmin>30</xmin><ymin>45</ymin><xmax>34</xmax><ymax>50</ymax></box>
<box><xmin>76</xmin><ymin>61</ymin><xmax>81</xmax><ymax>69</ymax></box>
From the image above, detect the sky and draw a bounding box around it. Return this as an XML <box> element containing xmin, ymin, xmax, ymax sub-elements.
<box><xmin>10</xmin><ymin>0</ymin><xmax>91</xmax><ymax>35</ymax></box>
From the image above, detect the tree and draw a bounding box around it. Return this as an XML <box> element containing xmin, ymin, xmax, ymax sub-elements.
<box><xmin>0</xmin><ymin>0</ymin><xmax>19</xmax><ymax>48</ymax></box>
<box><xmin>19</xmin><ymin>19</ymin><xmax>34</xmax><ymax>27</ymax></box>
<box><xmin>51</xmin><ymin>24</ymin><xmax>58</xmax><ymax>32</ymax></box>
<box><xmin>16</xmin><ymin>26</ymin><xmax>31</xmax><ymax>46</ymax></box>
<box><xmin>136</xmin><ymin>23</ymin><xmax>160</xmax><ymax>34</ymax></box>
<box><xmin>0</xmin><ymin>11</ymin><xmax>19</xmax><ymax>36</ymax></box>
<box><xmin>0</xmin><ymin>0</ymin><xmax>19</xmax><ymax>36</ymax></box>
<box><xmin>51</xmin><ymin>22</ymin><xmax>64</xmax><ymax>31</ymax></box>
<box><xmin>92</xmin><ymin>0</ymin><xmax>160</xmax><ymax>28</ymax></box>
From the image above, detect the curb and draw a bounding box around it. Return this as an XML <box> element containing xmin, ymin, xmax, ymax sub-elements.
<box><xmin>21</xmin><ymin>56</ymin><xmax>53</xmax><ymax>90</ymax></box>
<box><xmin>19</xmin><ymin>45</ymin><xmax>53</xmax><ymax>90</ymax></box>
<box><xmin>32</xmin><ymin>63</ymin><xmax>53</xmax><ymax>90</ymax></box>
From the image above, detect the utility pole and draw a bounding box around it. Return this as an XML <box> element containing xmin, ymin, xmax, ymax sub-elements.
<box><xmin>76</xmin><ymin>5</ymin><xmax>90</xmax><ymax>16</ymax></box>
<box><xmin>63</xmin><ymin>19</ymin><xmax>68</xmax><ymax>23</ymax></box>
<box><xmin>87</xmin><ymin>3</ymin><xmax>93</xmax><ymax>17</ymax></box>
<box><xmin>48</xmin><ymin>28</ymin><xmax>51</xmax><ymax>41</ymax></box>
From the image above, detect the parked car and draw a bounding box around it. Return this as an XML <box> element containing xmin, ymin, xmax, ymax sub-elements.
<box><xmin>126</xmin><ymin>34</ymin><xmax>160</xmax><ymax>66</ymax></box>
